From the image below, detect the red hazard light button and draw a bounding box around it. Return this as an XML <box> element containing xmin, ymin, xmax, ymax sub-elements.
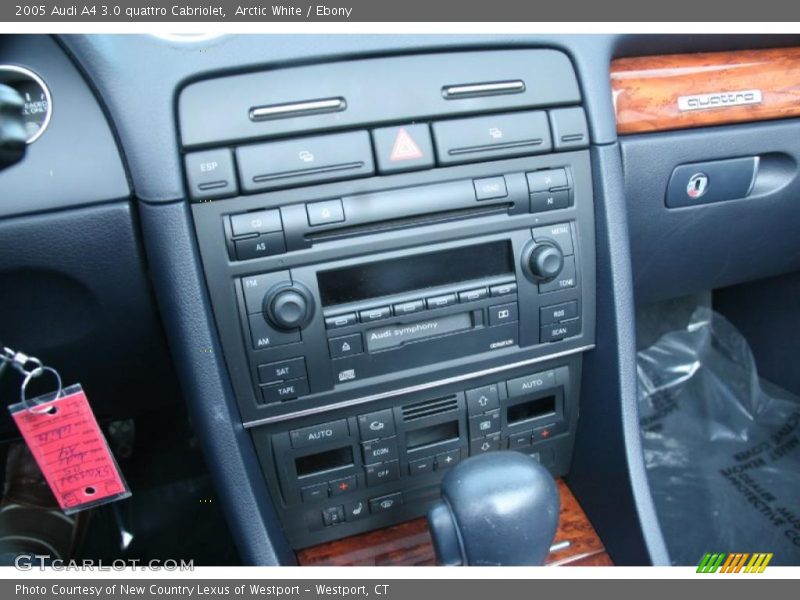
<box><xmin>371</xmin><ymin>124</ymin><xmax>435</xmax><ymax>174</ymax></box>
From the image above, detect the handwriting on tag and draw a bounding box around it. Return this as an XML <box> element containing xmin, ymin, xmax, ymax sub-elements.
<box><xmin>10</xmin><ymin>385</ymin><xmax>130</xmax><ymax>513</ymax></box>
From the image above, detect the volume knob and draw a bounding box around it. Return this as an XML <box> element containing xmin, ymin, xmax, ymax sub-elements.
<box><xmin>527</xmin><ymin>242</ymin><xmax>564</xmax><ymax>282</ymax></box>
<box><xmin>264</xmin><ymin>283</ymin><xmax>314</xmax><ymax>330</ymax></box>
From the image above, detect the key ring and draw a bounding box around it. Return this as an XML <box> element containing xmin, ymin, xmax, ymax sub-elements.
<box><xmin>20</xmin><ymin>366</ymin><xmax>63</xmax><ymax>413</ymax></box>
<box><xmin>2</xmin><ymin>347</ymin><xmax>64</xmax><ymax>412</ymax></box>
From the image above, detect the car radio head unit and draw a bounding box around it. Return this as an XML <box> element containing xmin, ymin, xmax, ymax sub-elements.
<box><xmin>185</xmin><ymin>48</ymin><xmax>596</xmax><ymax>548</ymax></box>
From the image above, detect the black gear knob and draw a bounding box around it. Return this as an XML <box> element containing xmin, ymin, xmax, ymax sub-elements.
<box><xmin>427</xmin><ymin>451</ymin><xmax>560</xmax><ymax>566</ymax></box>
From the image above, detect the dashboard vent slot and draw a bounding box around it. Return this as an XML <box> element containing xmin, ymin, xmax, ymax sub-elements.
<box><xmin>402</xmin><ymin>395</ymin><xmax>459</xmax><ymax>422</ymax></box>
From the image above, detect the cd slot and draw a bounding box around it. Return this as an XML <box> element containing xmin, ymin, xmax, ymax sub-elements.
<box><xmin>305</xmin><ymin>204</ymin><xmax>511</xmax><ymax>243</ymax></box>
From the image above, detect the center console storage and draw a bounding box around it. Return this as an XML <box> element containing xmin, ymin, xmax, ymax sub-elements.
<box><xmin>183</xmin><ymin>49</ymin><xmax>596</xmax><ymax>549</ymax></box>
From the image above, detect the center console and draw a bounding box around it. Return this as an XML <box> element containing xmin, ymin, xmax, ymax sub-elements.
<box><xmin>183</xmin><ymin>49</ymin><xmax>596</xmax><ymax>549</ymax></box>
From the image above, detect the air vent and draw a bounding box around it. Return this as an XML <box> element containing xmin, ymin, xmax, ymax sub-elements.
<box><xmin>402</xmin><ymin>395</ymin><xmax>459</xmax><ymax>422</ymax></box>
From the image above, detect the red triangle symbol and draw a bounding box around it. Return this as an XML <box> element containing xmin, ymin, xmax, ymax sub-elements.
<box><xmin>390</xmin><ymin>128</ymin><xmax>424</xmax><ymax>161</ymax></box>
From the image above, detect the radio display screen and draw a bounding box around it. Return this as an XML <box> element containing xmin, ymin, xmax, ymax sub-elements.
<box><xmin>317</xmin><ymin>240</ymin><xmax>513</xmax><ymax>306</ymax></box>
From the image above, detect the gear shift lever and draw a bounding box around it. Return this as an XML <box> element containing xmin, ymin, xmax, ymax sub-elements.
<box><xmin>427</xmin><ymin>451</ymin><xmax>560</xmax><ymax>565</ymax></box>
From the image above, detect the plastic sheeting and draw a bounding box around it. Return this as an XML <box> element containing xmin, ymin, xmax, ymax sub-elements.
<box><xmin>637</xmin><ymin>307</ymin><xmax>800</xmax><ymax>566</ymax></box>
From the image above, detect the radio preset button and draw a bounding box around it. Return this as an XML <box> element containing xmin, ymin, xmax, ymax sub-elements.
<box><xmin>465</xmin><ymin>384</ymin><xmax>500</xmax><ymax>415</ymax></box>
<box><xmin>527</xmin><ymin>168</ymin><xmax>568</xmax><ymax>192</ymax></box>
<box><xmin>248</xmin><ymin>315</ymin><xmax>300</xmax><ymax>350</ymax></box>
<box><xmin>369</xmin><ymin>492</ymin><xmax>403</xmax><ymax>514</ymax></box>
<box><xmin>489</xmin><ymin>282</ymin><xmax>517</xmax><ymax>297</ymax></box>
<box><xmin>230</xmin><ymin>209</ymin><xmax>282</xmax><ymax>237</ymax></box>
<box><xmin>357</xmin><ymin>409</ymin><xmax>396</xmax><ymax>439</ymax></box>
<box><xmin>458</xmin><ymin>287</ymin><xmax>488</xmax><ymax>303</ymax></box>
<box><xmin>541</xmin><ymin>318</ymin><xmax>582</xmax><ymax>343</ymax></box>
<box><xmin>426</xmin><ymin>293</ymin><xmax>457</xmax><ymax>310</ymax></box>
<box><xmin>361</xmin><ymin>437</ymin><xmax>399</xmax><ymax>465</ymax></box>
<box><xmin>290</xmin><ymin>419</ymin><xmax>349</xmax><ymax>449</ymax></box>
<box><xmin>328</xmin><ymin>333</ymin><xmax>363</xmax><ymax>358</ymax></box>
<box><xmin>393</xmin><ymin>299</ymin><xmax>425</xmax><ymax>316</ymax></box>
<box><xmin>359</xmin><ymin>306</ymin><xmax>391</xmax><ymax>323</ymax></box>
<box><xmin>408</xmin><ymin>457</ymin><xmax>435</xmax><ymax>476</ymax></box>
<box><xmin>538</xmin><ymin>256</ymin><xmax>577</xmax><ymax>293</ymax></box>
<box><xmin>307</xmin><ymin>199</ymin><xmax>345</xmax><ymax>227</ymax></box>
<box><xmin>325</xmin><ymin>313</ymin><xmax>358</xmax><ymax>329</ymax></box>
<box><xmin>470</xmin><ymin>434</ymin><xmax>501</xmax><ymax>455</ymax></box>
<box><xmin>329</xmin><ymin>475</ymin><xmax>357</xmax><ymax>496</ymax></box>
<box><xmin>488</xmin><ymin>302</ymin><xmax>519</xmax><ymax>326</ymax></box>
<box><xmin>469</xmin><ymin>410</ymin><xmax>501</xmax><ymax>440</ymax></box>
<box><xmin>434</xmin><ymin>450</ymin><xmax>461</xmax><ymax>471</ymax></box>
<box><xmin>530</xmin><ymin>189</ymin><xmax>570</xmax><ymax>213</ymax></box>
<box><xmin>533</xmin><ymin>222</ymin><xmax>574</xmax><ymax>256</ymax></box>
<box><xmin>365</xmin><ymin>461</ymin><xmax>400</xmax><ymax>486</ymax></box>
<box><xmin>321</xmin><ymin>505</ymin><xmax>345</xmax><ymax>527</ymax></box>
<box><xmin>506</xmin><ymin>371</ymin><xmax>556</xmax><ymax>398</ymax></box>
<box><xmin>261</xmin><ymin>378</ymin><xmax>309</xmax><ymax>404</ymax></box>
<box><xmin>301</xmin><ymin>482</ymin><xmax>329</xmax><ymax>503</ymax></box>
<box><xmin>540</xmin><ymin>301</ymin><xmax>578</xmax><ymax>326</ymax></box>
<box><xmin>473</xmin><ymin>176</ymin><xmax>508</xmax><ymax>201</ymax></box>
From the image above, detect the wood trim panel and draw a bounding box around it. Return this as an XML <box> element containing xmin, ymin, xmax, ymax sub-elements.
<box><xmin>611</xmin><ymin>47</ymin><xmax>800</xmax><ymax>134</ymax></box>
<box><xmin>296</xmin><ymin>480</ymin><xmax>610</xmax><ymax>567</ymax></box>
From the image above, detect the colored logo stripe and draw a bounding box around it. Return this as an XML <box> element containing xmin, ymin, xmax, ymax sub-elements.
<box><xmin>697</xmin><ymin>552</ymin><xmax>773</xmax><ymax>573</ymax></box>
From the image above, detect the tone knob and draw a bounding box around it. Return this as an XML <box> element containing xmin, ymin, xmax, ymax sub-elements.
<box><xmin>527</xmin><ymin>242</ymin><xmax>564</xmax><ymax>281</ymax></box>
<box><xmin>264</xmin><ymin>283</ymin><xmax>314</xmax><ymax>330</ymax></box>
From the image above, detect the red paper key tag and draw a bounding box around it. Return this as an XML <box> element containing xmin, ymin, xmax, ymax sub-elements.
<box><xmin>9</xmin><ymin>384</ymin><xmax>131</xmax><ymax>514</ymax></box>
